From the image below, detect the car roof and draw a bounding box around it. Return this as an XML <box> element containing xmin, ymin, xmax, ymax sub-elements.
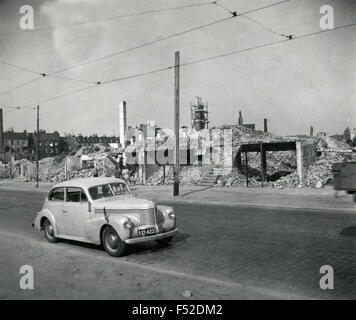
<box><xmin>51</xmin><ymin>177</ymin><xmax>127</xmax><ymax>190</ymax></box>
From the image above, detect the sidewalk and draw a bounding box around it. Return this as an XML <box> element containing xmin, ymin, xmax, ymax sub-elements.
<box><xmin>0</xmin><ymin>180</ymin><xmax>355</xmax><ymax>213</ymax></box>
<box><xmin>135</xmin><ymin>185</ymin><xmax>356</xmax><ymax>213</ymax></box>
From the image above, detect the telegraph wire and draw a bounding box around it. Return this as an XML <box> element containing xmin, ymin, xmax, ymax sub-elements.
<box><xmin>49</xmin><ymin>0</ymin><xmax>293</xmax><ymax>75</ymax></box>
<box><xmin>0</xmin><ymin>72</ymin><xmax>100</xmax><ymax>97</ymax></box>
<box><xmin>0</xmin><ymin>61</ymin><xmax>42</xmax><ymax>75</ymax></box>
<box><xmin>47</xmin><ymin>16</ymin><xmax>236</xmax><ymax>76</ymax></box>
<box><xmin>0</xmin><ymin>0</ymin><xmax>293</xmax><ymax>94</ymax></box>
<box><xmin>3</xmin><ymin>67</ymin><xmax>173</xmax><ymax>112</ymax></box>
<box><xmin>179</xmin><ymin>22</ymin><xmax>356</xmax><ymax>68</ymax></box>
<box><xmin>239</xmin><ymin>0</ymin><xmax>292</xmax><ymax>16</ymax></box>
<box><xmin>214</xmin><ymin>0</ymin><xmax>291</xmax><ymax>38</ymax></box>
<box><xmin>4</xmin><ymin>22</ymin><xmax>355</xmax><ymax>114</ymax></box>
<box><xmin>240</xmin><ymin>15</ymin><xmax>291</xmax><ymax>38</ymax></box>
<box><xmin>0</xmin><ymin>15</ymin><xmax>236</xmax><ymax>94</ymax></box>
<box><xmin>19</xmin><ymin>84</ymin><xmax>99</xmax><ymax>110</ymax></box>
<box><xmin>0</xmin><ymin>1</ymin><xmax>215</xmax><ymax>36</ymax></box>
<box><xmin>214</xmin><ymin>0</ymin><xmax>292</xmax><ymax>17</ymax></box>
<box><xmin>102</xmin><ymin>66</ymin><xmax>173</xmax><ymax>84</ymax></box>
<box><xmin>0</xmin><ymin>76</ymin><xmax>44</xmax><ymax>96</ymax></box>
<box><xmin>214</xmin><ymin>1</ymin><xmax>236</xmax><ymax>16</ymax></box>
<box><xmin>48</xmin><ymin>75</ymin><xmax>98</xmax><ymax>85</ymax></box>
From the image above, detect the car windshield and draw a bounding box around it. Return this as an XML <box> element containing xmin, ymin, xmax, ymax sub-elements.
<box><xmin>88</xmin><ymin>183</ymin><xmax>131</xmax><ymax>200</ymax></box>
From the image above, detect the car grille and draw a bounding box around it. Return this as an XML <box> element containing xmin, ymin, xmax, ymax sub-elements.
<box><xmin>140</xmin><ymin>208</ymin><xmax>156</xmax><ymax>226</ymax></box>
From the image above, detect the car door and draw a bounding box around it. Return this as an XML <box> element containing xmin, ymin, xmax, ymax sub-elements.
<box><xmin>64</xmin><ymin>187</ymin><xmax>90</xmax><ymax>238</ymax></box>
<box><xmin>46</xmin><ymin>187</ymin><xmax>67</xmax><ymax>235</ymax></box>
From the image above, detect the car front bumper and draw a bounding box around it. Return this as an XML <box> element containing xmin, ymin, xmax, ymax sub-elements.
<box><xmin>124</xmin><ymin>228</ymin><xmax>178</xmax><ymax>244</ymax></box>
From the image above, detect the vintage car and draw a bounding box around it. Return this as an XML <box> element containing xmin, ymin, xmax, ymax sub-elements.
<box><xmin>33</xmin><ymin>177</ymin><xmax>177</xmax><ymax>256</ymax></box>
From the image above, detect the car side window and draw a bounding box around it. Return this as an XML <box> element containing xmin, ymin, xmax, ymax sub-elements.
<box><xmin>66</xmin><ymin>188</ymin><xmax>81</xmax><ymax>202</ymax></box>
<box><xmin>65</xmin><ymin>188</ymin><xmax>88</xmax><ymax>203</ymax></box>
<box><xmin>48</xmin><ymin>188</ymin><xmax>65</xmax><ymax>201</ymax></box>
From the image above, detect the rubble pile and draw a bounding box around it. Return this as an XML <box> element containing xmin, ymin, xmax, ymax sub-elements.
<box><xmin>146</xmin><ymin>165</ymin><xmax>203</xmax><ymax>186</ymax></box>
<box><xmin>38</xmin><ymin>157</ymin><xmax>66</xmax><ymax>182</ymax></box>
<box><xmin>8</xmin><ymin>145</ymin><xmax>118</xmax><ymax>183</ymax></box>
<box><xmin>0</xmin><ymin>163</ymin><xmax>9</xmax><ymax>179</ymax></box>
<box><xmin>301</xmin><ymin>153</ymin><xmax>347</xmax><ymax>188</ymax></box>
<box><xmin>219</xmin><ymin>125</ymin><xmax>288</xmax><ymax>147</ymax></box>
<box><xmin>215</xmin><ymin>136</ymin><xmax>352</xmax><ymax>189</ymax></box>
<box><xmin>216</xmin><ymin>168</ymin><xmax>262</xmax><ymax>187</ymax></box>
<box><xmin>268</xmin><ymin>139</ymin><xmax>351</xmax><ymax>188</ymax></box>
<box><xmin>2</xmin><ymin>129</ymin><xmax>353</xmax><ymax>190</ymax></box>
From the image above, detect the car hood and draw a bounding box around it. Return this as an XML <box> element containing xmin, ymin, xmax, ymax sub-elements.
<box><xmin>93</xmin><ymin>197</ymin><xmax>155</xmax><ymax>210</ymax></box>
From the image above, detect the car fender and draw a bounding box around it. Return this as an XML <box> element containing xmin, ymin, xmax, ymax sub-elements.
<box><xmin>157</xmin><ymin>205</ymin><xmax>175</xmax><ymax>231</ymax></box>
<box><xmin>88</xmin><ymin>214</ymin><xmax>131</xmax><ymax>244</ymax></box>
<box><xmin>35</xmin><ymin>209</ymin><xmax>58</xmax><ymax>235</ymax></box>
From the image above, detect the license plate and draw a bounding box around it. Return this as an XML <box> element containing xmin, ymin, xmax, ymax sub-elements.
<box><xmin>138</xmin><ymin>228</ymin><xmax>156</xmax><ymax>237</ymax></box>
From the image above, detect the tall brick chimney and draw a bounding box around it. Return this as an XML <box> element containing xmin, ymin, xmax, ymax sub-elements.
<box><xmin>264</xmin><ymin>118</ymin><xmax>268</xmax><ymax>133</ymax></box>
<box><xmin>238</xmin><ymin>111</ymin><xmax>243</xmax><ymax>126</ymax></box>
<box><xmin>119</xmin><ymin>101</ymin><xmax>127</xmax><ymax>146</ymax></box>
<box><xmin>0</xmin><ymin>109</ymin><xmax>4</xmax><ymax>151</ymax></box>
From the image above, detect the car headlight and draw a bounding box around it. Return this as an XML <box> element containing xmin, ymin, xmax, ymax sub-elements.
<box><xmin>167</xmin><ymin>211</ymin><xmax>175</xmax><ymax>219</ymax></box>
<box><xmin>123</xmin><ymin>219</ymin><xmax>133</xmax><ymax>230</ymax></box>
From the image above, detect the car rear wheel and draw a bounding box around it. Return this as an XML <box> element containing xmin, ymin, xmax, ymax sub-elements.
<box><xmin>156</xmin><ymin>236</ymin><xmax>173</xmax><ymax>245</ymax></box>
<box><xmin>102</xmin><ymin>226</ymin><xmax>127</xmax><ymax>257</ymax></box>
<box><xmin>44</xmin><ymin>219</ymin><xmax>59</xmax><ymax>243</ymax></box>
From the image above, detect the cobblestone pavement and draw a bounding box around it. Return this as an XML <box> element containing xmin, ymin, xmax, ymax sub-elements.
<box><xmin>0</xmin><ymin>189</ymin><xmax>355</xmax><ymax>299</ymax></box>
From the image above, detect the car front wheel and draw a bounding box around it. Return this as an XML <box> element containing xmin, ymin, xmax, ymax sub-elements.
<box><xmin>102</xmin><ymin>226</ymin><xmax>127</xmax><ymax>257</ymax></box>
<box><xmin>44</xmin><ymin>219</ymin><xmax>59</xmax><ymax>243</ymax></box>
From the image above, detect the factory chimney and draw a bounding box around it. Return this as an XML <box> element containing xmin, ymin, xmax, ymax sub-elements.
<box><xmin>0</xmin><ymin>109</ymin><xmax>4</xmax><ymax>151</ymax></box>
<box><xmin>238</xmin><ymin>111</ymin><xmax>243</xmax><ymax>126</ymax></box>
<box><xmin>310</xmin><ymin>126</ymin><xmax>314</xmax><ymax>136</ymax></box>
<box><xmin>119</xmin><ymin>101</ymin><xmax>127</xmax><ymax>147</ymax></box>
<box><xmin>264</xmin><ymin>118</ymin><xmax>268</xmax><ymax>133</ymax></box>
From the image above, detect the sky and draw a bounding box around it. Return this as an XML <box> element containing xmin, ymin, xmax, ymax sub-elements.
<box><xmin>0</xmin><ymin>0</ymin><xmax>355</xmax><ymax>136</ymax></box>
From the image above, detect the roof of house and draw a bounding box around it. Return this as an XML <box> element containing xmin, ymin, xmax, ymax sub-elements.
<box><xmin>39</xmin><ymin>132</ymin><xmax>60</xmax><ymax>141</ymax></box>
<box><xmin>4</xmin><ymin>132</ymin><xmax>28</xmax><ymax>140</ymax></box>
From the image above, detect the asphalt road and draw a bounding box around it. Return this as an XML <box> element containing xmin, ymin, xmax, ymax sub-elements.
<box><xmin>0</xmin><ymin>188</ymin><xmax>355</xmax><ymax>299</ymax></box>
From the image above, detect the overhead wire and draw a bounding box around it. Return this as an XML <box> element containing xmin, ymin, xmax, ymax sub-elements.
<box><xmin>0</xmin><ymin>61</ymin><xmax>42</xmax><ymax>75</ymax></box>
<box><xmin>47</xmin><ymin>16</ymin><xmax>236</xmax><ymax>76</ymax></box>
<box><xmin>3</xmin><ymin>22</ymin><xmax>355</xmax><ymax>114</ymax></box>
<box><xmin>0</xmin><ymin>13</ymin><xmax>235</xmax><ymax>95</ymax></box>
<box><xmin>179</xmin><ymin>22</ymin><xmax>356</xmax><ymax>68</ymax></box>
<box><xmin>214</xmin><ymin>0</ymin><xmax>292</xmax><ymax>38</ymax></box>
<box><xmin>0</xmin><ymin>1</ymin><xmax>216</xmax><ymax>36</ymax></box>
<box><xmin>0</xmin><ymin>0</ymin><xmax>293</xmax><ymax>95</ymax></box>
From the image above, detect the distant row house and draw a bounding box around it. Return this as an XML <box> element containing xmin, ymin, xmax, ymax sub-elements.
<box><xmin>2</xmin><ymin>130</ymin><xmax>63</xmax><ymax>161</ymax></box>
<box><xmin>3</xmin><ymin>131</ymin><xmax>29</xmax><ymax>160</ymax></box>
<box><xmin>76</xmin><ymin>134</ymin><xmax>118</xmax><ymax>147</ymax></box>
<box><xmin>37</xmin><ymin>131</ymin><xmax>61</xmax><ymax>159</ymax></box>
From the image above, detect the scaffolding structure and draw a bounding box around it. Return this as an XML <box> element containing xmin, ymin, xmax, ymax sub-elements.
<box><xmin>190</xmin><ymin>97</ymin><xmax>209</xmax><ymax>131</ymax></box>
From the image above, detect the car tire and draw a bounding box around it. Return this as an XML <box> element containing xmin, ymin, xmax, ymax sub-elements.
<box><xmin>156</xmin><ymin>236</ymin><xmax>173</xmax><ymax>245</ymax></box>
<box><xmin>102</xmin><ymin>226</ymin><xmax>127</xmax><ymax>257</ymax></box>
<box><xmin>44</xmin><ymin>219</ymin><xmax>59</xmax><ymax>243</ymax></box>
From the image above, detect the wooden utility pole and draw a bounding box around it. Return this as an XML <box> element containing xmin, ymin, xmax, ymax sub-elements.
<box><xmin>259</xmin><ymin>142</ymin><xmax>265</xmax><ymax>186</ymax></box>
<box><xmin>245</xmin><ymin>151</ymin><xmax>249</xmax><ymax>187</ymax></box>
<box><xmin>173</xmin><ymin>51</ymin><xmax>180</xmax><ymax>196</ymax></box>
<box><xmin>36</xmin><ymin>105</ymin><xmax>39</xmax><ymax>188</ymax></box>
<box><xmin>0</xmin><ymin>108</ymin><xmax>5</xmax><ymax>168</ymax></box>
<box><xmin>9</xmin><ymin>147</ymin><xmax>12</xmax><ymax>177</ymax></box>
